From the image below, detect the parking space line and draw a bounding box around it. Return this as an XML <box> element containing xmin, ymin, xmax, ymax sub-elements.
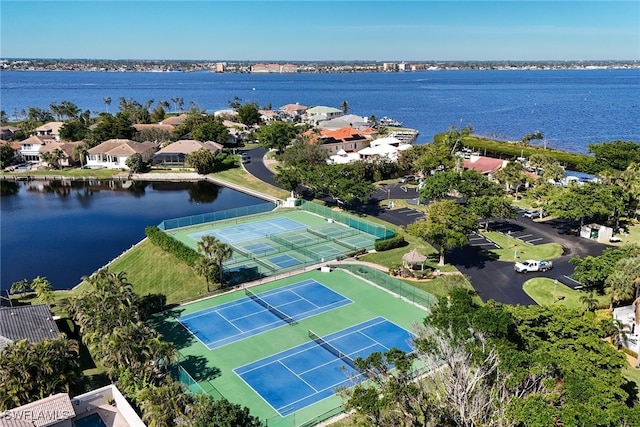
<box><xmin>518</xmin><ymin>234</ymin><xmax>532</xmax><ymax>239</ymax></box>
<box><xmin>526</xmin><ymin>238</ymin><xmax>543</xmax><ymax>244</ymax></box>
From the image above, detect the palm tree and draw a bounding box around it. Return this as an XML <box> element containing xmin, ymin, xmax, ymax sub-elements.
<box><xmin>72</xmin><ymin>142</ymin><xmax>89</xmax><ymax>167</ymax></box>
<box><xmin>579</xmin><ymin>291</ymin><xmax>599</xmax><ymax>312</ymax></box>
<box><xmin>10</xmin><ymin>279</ymin><xmax>31</xmax><ymax>296</ymax></box>
<box><xmin>197</xmin><ymin>235</ymin><xmax>217</xmax><ymax>259</ymax></box>
<box><xmin>103</xmin><ymin>97</ymin><xmax>111</xmax><ymax>114</ymax></box>
<box><xmin>194</xmin><ymin>257</ymin><xmax>217</xmax><ymax>292</ymax></box>
<box><xmin>212</xmin><ymin>240</ymin><xmax>233</xmax><ymax>286</ymax></box>
<box><xmin>340</xmin><ymin>100</ymin><xmax>349</xmax><ymax>114</ymax></box>
<box><xmin>608</xmin><ymin>318</ymin><xmax>631</xmax><ymax>350</ymax></box>
<box><xmin>31</xmin><ymin>276</ymin><xmax>53</xmax><ymax>302</ymax></box>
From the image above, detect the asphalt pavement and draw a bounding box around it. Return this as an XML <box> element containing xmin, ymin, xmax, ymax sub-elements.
<box><xmin>241</xmin><ymin>149</ymin><xmax>609</xmax><ymax>306</ymax></box>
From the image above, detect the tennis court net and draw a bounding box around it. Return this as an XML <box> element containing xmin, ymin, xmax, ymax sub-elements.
<box><xmin>308</xmin><ymin>330</ymin><xmax>360</xmax><ymax>372</ymax></box>
<box><xmin>245</xmin><ymin>288</ymin><xmax>297</xmax><ymax>325</ymax></box>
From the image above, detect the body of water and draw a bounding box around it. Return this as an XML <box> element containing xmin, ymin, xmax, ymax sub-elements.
<box><xmin>0</xmin><ymin>179</ymin><xmax>265</xmax><ymax>290</ymax></box>
<box><xmin>1</xmin><ymin>69</ymin><xmax>639</xmax><ymax>153</ymax></box>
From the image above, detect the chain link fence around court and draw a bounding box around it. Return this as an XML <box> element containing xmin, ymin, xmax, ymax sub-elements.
<box><xmin>158</xmin><ymin>202</ymin><xmax>276</xmax><ymax>230</ymax></box>
<box><xmin>300</xmin><ymin>200</ymin><xmax>395</xmax><ymax>240</ymax></box>
<box><xmin>329</xmin><ymin>264</ymin><xmax>437</xmax><ymax>308</ymax></box>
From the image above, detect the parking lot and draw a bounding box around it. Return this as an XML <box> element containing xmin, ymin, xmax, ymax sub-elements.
<box><xmin>486</xmin><ymin>218</ymin><xmax>552</xmax><ymax>246</ymax></box>
<box><xmin>467</xmin><ymin>231</ymin><xmax>500</xmax><ymax>249</ymax></box>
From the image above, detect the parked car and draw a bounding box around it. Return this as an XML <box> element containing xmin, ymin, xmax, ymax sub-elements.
<box><xmin>400</xmin><ymin>175</ymin><xmax>416</xmax><ymax>184</ymax></box>
<box><xmin>523</xmin><ymin>209</ymin><xmax>543</xmax><ymax>219</ymax></box>
<box><xmin>514</xmin><ymin>259</ymin><xmax>553</xmax><ymax>273</ymax></box>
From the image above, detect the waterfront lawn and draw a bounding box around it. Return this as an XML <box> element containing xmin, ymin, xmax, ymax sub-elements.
<box><xmin>212</xmin><ymin>167</ymin><xmax>289</xmax><ymax>200</ymax></box>
<box><xmin>482</xmin><ymin>231</ymin><xmax>563</xmax><ymax>261</ymax></box>
<box><xmin>104</xmin><ymin>240</ymin><xmax>211</xmax><ymax>304</ymax></box>
<box><xmin>523</xmin><ymin>278</ymin><xmax>608</xmax><ymax>309</ymax></box>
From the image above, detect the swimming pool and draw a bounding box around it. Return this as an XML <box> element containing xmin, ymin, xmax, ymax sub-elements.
<box><xmin>74</xmin><ymin>413</ymin><xmax>107</xmax><ymax>427</ymax></box>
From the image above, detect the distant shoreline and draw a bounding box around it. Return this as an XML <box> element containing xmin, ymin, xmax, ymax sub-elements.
<box><xmin>1</xmin><ymin>58</ymin><xmax>638</xmax><ymax>73</ymax></box>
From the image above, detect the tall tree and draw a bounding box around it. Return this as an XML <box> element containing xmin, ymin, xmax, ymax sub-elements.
<box><xmin>468</xmin><ymin>195</ymin><xmax>516</xmax><ymax>230</ymax></box>
<box><xmin>186</xmin><ymin>148</ymin><xmax>217</xmax><ymax>174</ymax></box>
<box><xmin>256</xmin><ymin>121</ymin><xmax>298</xmax><ymax>154</ymax></box>
<box><xmin>408</xmin><ymin>199</ymin><xmax>477</xmax><ymax>266</ymax></box>
<box><xmin>103</xmin><ymin>97</ymin><xmax>111</xmax><ymax>113</ymax></box>
<box><xmin>236</xmin><ymin>102</ymin><xmax>261</xmax><ymax>126</ymax></box>
<box><xmin>340</xmin><ymin>100</ymin><xmax>349</xmax><ymax>114</ymax></box>
<box><xmin>0</xmin><ymin>143</ymin><xmax>16</xmax><ymax>168</ymax></box>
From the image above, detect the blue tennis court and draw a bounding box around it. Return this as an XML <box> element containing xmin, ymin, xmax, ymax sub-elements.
<box><xmin>243</xmin><ymin>242</ymin><xmax>276</xmax><ymax>256</ymax></box>
<box><xmin>235</xmin><ymin>317</ymin><xmax>415</xmax><ymax>416</ymax></box>
<box><xmin>189</xmin><ymin>217</ymin><xmax>307</xmax><ymax>245</ymax></box>
<box><xmin>268</xmin><ymin>254</ymin><xmax>302</xmax><ymax>268</ymax></box>
<box><xmin>178</xmin><ymin>280</ymin><xmax>352</xmax><ymax>349</ymax></box>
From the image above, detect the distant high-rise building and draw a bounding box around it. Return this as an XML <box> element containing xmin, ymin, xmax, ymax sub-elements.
<box><xmin>215</xmin><ymin>62</ymin><xmax>226</xmax><ymax>73</ymax></box>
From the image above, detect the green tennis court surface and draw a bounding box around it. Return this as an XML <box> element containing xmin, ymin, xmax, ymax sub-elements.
<box><xmin>151</xmin><ymin>268</ymin><xmax>433</xmax><ymax>426</ymax></box>
<box><xmin>165</xmin><ymin>210</ymin><xmax>379</xmax><ymax>285</ymax></box>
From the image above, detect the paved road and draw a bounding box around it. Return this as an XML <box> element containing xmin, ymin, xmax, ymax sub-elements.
<box><xmin>241</xmin><ymin>150</ymin><xmax>609</xmax><ymax>306</ymax></box>
<box><xmin>241</xmin><ymin>147</ymin><xmax>283</xmax><ymax>189</ymax></box>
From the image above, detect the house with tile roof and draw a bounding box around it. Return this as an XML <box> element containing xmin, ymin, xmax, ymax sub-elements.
<box><xmin>159</xmin><ymin>114</ymin><xmax>189</xmax><ymax>127</ymax></box>
<box><xmin>279</xmin><ymin>103</ymin><xmax>308</xmax><ymax>120</ymax></box>
<box><xmin>0</xmin><ymin>126</ymin><xmax>19</xmax><ymax>140</ymax></box>
<box><xmin>34</xmin><ymin>122</ymin><xmax>65</xmax><ymax>141</ymax></box>
<box><xmin>0</xmin><ymin>385</ymin><xmax>146</xmax><ymax>427</ymax></box>
<box><xmin>303</xmin><ymin>106</ymin><xmax>343</xmax><ymax>126</ymax></box>
<box><xmin>151</xmin><ymin>139</ymin><xmax>223</xmax><ymax>167</ymax></box>
<box><xmin>0</xmin><ymin>304</ymin><xmax>60</xmax><ymax>352</ymax></box>
<box><xmin>132</xmin><ymin>123</ymin><xmax>175</xmax><ymax>134</ymax></box>
<box><xmin>317</xmin><ymin>114</ymin><xmax>370</xmax><ymax>130</ymax></box>
<box><xmin>86</xmin><ymin>139</ymin><xmax>157</xmax><ymax>169</ymax></box>
<box><xmin>17</xmin><ymin>135</ymin><xmax>56</xmax><ymax>162</ymax></box>
<box><xmin>39</xmin><ymin>141</ymin><xmax>81</xmax><ymax>168</ymax></box>
<box><xmin>462</xmin><ymin>155</ymin><xmax>507</xmax><ymax>175</ymax></box>
<box><xmin>306</xmin><ymin>126</ymin><xmax>371</xmax><ymax>156</ymax></box>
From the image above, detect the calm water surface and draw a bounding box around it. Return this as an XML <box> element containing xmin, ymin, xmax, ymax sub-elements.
<box><xmin>0</xmin><ymin>180</ymin><xmax>265</xmax><ymax>290</ymax></box>
<box><xmin>2</xmin><ymin>69</ymin><xmax>639</xmax><ymax>153</ymax></box>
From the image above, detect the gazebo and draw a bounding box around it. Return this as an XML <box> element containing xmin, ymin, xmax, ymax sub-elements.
<box><xmin>402</xmin><ymin>249</ymin><xmax>427</xmax><ymax>271</ymax></box>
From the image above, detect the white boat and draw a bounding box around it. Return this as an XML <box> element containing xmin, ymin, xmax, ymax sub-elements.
<box><xmin>379</xmin><ymin>116</ymin><xmax>403</xmax><ymax>127</ymax></box>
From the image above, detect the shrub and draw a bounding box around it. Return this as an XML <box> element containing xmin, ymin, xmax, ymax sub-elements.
<box><xmin>145</xmin><ymin>226</ymin><xmax>203</xmax><ymax>267</ymax></box>
<box><xmin>374</xmin><ymin>235</ymin><xmax>407</xmax><ymax>251</ymax></box>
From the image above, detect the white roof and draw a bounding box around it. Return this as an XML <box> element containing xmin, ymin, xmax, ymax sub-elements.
<box><xmin>371</xmin><ymin>136</ymin><xmax>402</xmax><ymax>147</ymax></box>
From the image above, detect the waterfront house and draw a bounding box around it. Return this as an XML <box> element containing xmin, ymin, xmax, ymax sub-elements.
<box><xmin>279</xmin><ymin>103</ymin><xmax>308</xmax><ymax>121</ymax></box>
<box><xmin>222</xmin><ymin>120</ymin><xmax>249</xmax><ymax>144</ymax></box>
<box><xmin>39</xmin><ymin>140</ymin><xmax>80</xmax><ymax>167</ymax></box>
<box><xmin>151</xmin><ymin>139</ymin><xmax>223</xmax><ymax>167</ymax></box>
<box><xmin>358</xmin><ymin>136</ymin><xmax>413</xmax><ymax>162</ymax></box>
<box><xmin>303</xmin><ymin>106</ymin><xmax>343</xmax><ymax>126</ymax></box>
<box><xmin>317</xmin><ymin>114</ymin><xmax>370</xmax><ymax>130</ymax></box>
<box><xmin>17</xmin><ymin>135</ymin><xmax>55</xmax><ymax>162</ymax></box>
<box><xmin>306</xmin><ymin>126</ymin><xmax>371</xmax><ymax>155</ymax></box>
<box><xmin>0</xmin><ymin>304</ymin><xmax>60</xmax><ymax>351</ymax></box>
<box><xmin>34</xmin><ymin>121</ymin><xmax>65</xmax><ymax>141</ymax></box>
<box><xmin>86</xmin><ymin>139</ymin><xmax>157</xmax><ymax>169</ymax></box>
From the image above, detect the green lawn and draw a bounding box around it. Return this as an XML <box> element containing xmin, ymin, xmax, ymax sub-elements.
<box><xmin>102</xmin><ymin>240</ymin><xmax>212</xmax><ymax>304</ymax></box>
<box><xmin>211</xmin><ymin>166</ymin><xmax>289</xmax><ymax>200</ymax></box>
<box><xmin>522</xmin><ymin>278</ymin><xmax>609</xmax><ymax>309</ymax></box>
<box><xmin>482</xmin><ymin>231</ymin><xmax>564</xmax><ymax>261</ymax></box>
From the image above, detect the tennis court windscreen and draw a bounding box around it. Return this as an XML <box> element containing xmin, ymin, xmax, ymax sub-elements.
<box><xmin>245</xmin><ymin>288</ymin><xmax>297</xmax><ymax>325</ymax></box>
<box><xmin>308</xmin><ymin>330</ymin><xmax>360</xmax><ymax>372</ymax></box>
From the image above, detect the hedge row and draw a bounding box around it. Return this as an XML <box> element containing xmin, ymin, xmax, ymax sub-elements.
<box><xmin>145</xmin><ymin>226</ymin><xmax>203</xmax><ymax>267</ymax></box>
<box><xmin>434</xmin><ymin>134</ymin><xmax>594</xmax><ymax>172</ymax></box>
<box><xmin>374</xmin><ymin>235</ymin><xmax>407</xmax><ymax>251</ymax></box>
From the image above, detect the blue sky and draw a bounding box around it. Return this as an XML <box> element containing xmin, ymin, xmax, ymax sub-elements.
<box><xmin>1</xmin><ymin>1</ymin><xmax>638</xmax><ymax>61</ymax></box>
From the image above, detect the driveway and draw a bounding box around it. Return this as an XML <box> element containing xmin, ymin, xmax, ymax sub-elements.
<box><xmin>241</xmin><ymin>147</ymin><xmax>283</xmax><ymax>189</ymax></box>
